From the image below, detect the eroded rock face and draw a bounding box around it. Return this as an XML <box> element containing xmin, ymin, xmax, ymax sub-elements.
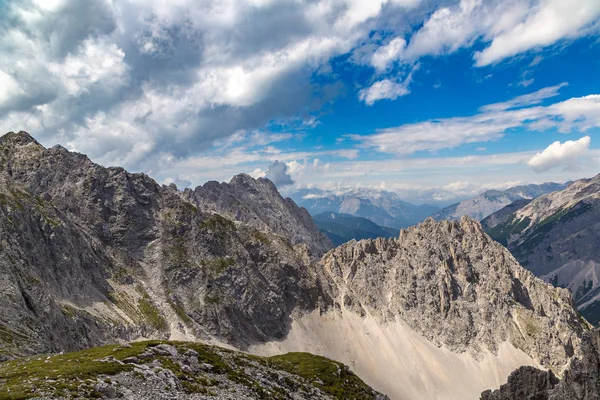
<box><xmin>481</xmin><ymin>330</ymin><xmax>600</xmax><ymax>400</ymax></box>
<box><xmin>189</xmin><ymin>173</ymin><xmax>332</xmax><ymax>258</ymax></box>
<box><xmin>483</xmin><ymin>174</ymin><xmax>600</xmax><ymax>324</ymax></box>
<box><xmin>480</xmin><ymin>366</ymin><xmax>559</xmax><ymax>400</ymax></box>
<box><xmin>0</xmin><ymin>131</ymin><xmax>333</xmax><ymax>357</ymax></box>
<box><xmin>549</xmin><ymin>329</ymin><xmax>600</xmax><ymax>400</ymax></box>
<box><xmin>319</xmin><ymin>217</ymin><xmax>584</xmax><ymax>373</ymax></box>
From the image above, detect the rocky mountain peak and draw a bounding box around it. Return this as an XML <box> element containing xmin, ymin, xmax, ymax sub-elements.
<box><xmin>191</xmin><ymin>173</ymin><xmax>332</xmax><ymax>257</ymax></box>
<box><xmin>319</xmin><ymin>215</ymin><xmax>583</xmax><ymax>373</ymax></box>
<box><xmin>0</xmin><ymin>130</ymin><xmax>39</xmax><ymax>147</ymax></box>
<box><xmin>230</xmin><ymin>172</ymin><xmax>271</xmax><ymax>188</ymax></box>
<box><xmin>0</xmin><ymin>131</ymin><xmax>333</xmax><ymax>356</ymax></box>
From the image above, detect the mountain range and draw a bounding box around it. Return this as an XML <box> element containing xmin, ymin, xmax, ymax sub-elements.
<box><xmin>290</xmin><ymin>182</ymin><xmax>567</xmax><ymax>238</ymax></box>
<box><xmin>432</xmin><ymin>183</ymin><xmax>569</xmax><ymax>221</ymax></box>
<box><xmin>483</xmin><ymin>174</ymin><xmax>600</xmax><ymax>325</ymax></box>
<box><xmin>312</xmin><ymin>212</ymin><xmax>399</xmax><ymax>246</ymax></box>
<box><xmin>0</xmin><ymin>131</ymin><xmax>598</xmax><ymax>400</ymax></box>
<box><xmin>289</xmin><ymin>188</ymin><xmax>439</xmax><ymax>229</ymax></box>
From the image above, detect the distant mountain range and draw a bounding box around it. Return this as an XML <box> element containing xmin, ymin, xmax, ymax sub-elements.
<box><xmin>290</xmin><ymin>183</ymin><xmax>567</xmax><ymax>231</ymax></box>
<box><xmin>312</xmin><ymin>212</ymin><xmax>399</xmax><ymax>246</ymax></box>
<box><xmin>482</xmin><ymin>174</ymin><xmax>600</xmax><ymax>324</ymax></box>
<box><xmin>432</xmin><ymin>182</ymin><xmax>569</xmax><ymax>221</ymax></box>
<box><xmin>289</xmin><ymin>188</ymin><xmax>439</xmax><ymax>229</ymax></box>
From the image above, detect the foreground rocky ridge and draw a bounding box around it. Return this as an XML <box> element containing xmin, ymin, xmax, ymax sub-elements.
<box><xmin>0</xmin><ymin>131</ymin><xmax>592</xmax><ymax>399</ymax></box>
<box><xmin>0</xmin><ymin>340</ymin><xmax>387</xmax><ymax>399</ymax></box>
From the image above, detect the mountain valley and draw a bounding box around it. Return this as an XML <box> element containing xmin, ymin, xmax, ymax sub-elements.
<box><xmin>0</xmin><ymin>131</ymin><xmax>597</xmax><ymax>400</ymax></box>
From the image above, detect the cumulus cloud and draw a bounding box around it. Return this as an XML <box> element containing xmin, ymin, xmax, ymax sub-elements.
<box><xmin>264</xmin><ymin>160</ymin><xmax>294</xmax><ymax>186</ymax></box>
<box><xmin>371</xmin><ymin>37</ymin><xmax>406</xmax><ymax>71</ymax></box>
<box><xmin>1</xmin><ymin>0</ymin><xmax>599</xmax><ymax>187</ymax></box>
<box><xmin>474</xmin><ymin>0</ymin><xmax>600</xmax><ymax>66</ymax></box>
<box><xmin>528</xmin><ymin>136</ymin><xmax>591</xmax><ymax>172</ymax></box>
<box><xmin>0</xmin><ymin>0</ymin><xmax>421</xmax><ymax>170</ymax></box>
<box><xmin>359</xmin><ymin>63</ymin><xmax>419</xmax><ymax>105</ymax></box>
<box><xmin>49</xmin><ymin>37</ymin><xmax>130</xmax><ymax>97</ymax></box>
<box><xmin>351</xmin><ymin>85</ymin><xmax>600</xmax><ymax>155</ymax></box>
<box><xmin>359</xmin><ymin>79</ymin><xmax>409</xmax><ymax>105</ymax></box>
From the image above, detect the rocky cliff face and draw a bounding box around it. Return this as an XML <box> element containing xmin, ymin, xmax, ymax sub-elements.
<box><xmin>0</xmin><ymin>131</ymin><xmax>333</xmax><ymax>358</ymax></box>
<box><xmin>483</xmin><ymin>174</ymin><xmax>600</xmax><ymax>324</ymax></box>
<box><xmin>318</xmin><ymin>217</ymin><xmax>583</xmax><ymax>373</ymax></box>
<box><xmin>248</xmin><ymin>217</ymin><xmax>586</xmax><ymax>400</ymax></box>
<box><xmin>0</xmin><ymin>131</ymin><xmax>592</xmax><ymax>399</ymax></box>
<box><xmin>189</xmin><ymin>174</ymin><xmax>332</xmax><ymax>258</ymax></box>
<box><xmin>481</xmin><ymin>329</ymin><xmax>600</xmax><ymax>400</ymax></box>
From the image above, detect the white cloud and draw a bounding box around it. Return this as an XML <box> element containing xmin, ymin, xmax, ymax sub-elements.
<box><xmin>371</xmin><ymin>37</ymin><xmax>406</xmax><ymax>71</ymax></box>
<box><xmin>528</xmin><ymin>136</ymin><xmax>591</xmax><ymax>172</ymax></box>
<box><xmin>249</xmin><ymin>168</ymin><xmax>266</xmax><ymax>179</ymax></box>
<box><xmin>358</xmin><ymin>79</ymin><xmax>409</xmax><ymax>105</ymax></box>
<box><xmin>359</xmin><ymin>62</ymin><xmax>419</xmax><ymax>105</ymax></box>
<box><xmin>0</xmin><ymin>0</ymin><xmax>426</xmax><ymax>169</ymax></box>
<box><xmin>475</xmin><ymin>0</ymin><xmax>600</xmax><ymax>66</ymax></box>
<box><xmin>49</xmin><ymin>37</ymin><xmax>129</xmax><ymax>96</ymax></box>
<box><xmin>371</xmin><ymin>0</ymin><xmax>600</xmax><ymax>67</ymax></box>
<box><xmin>518</xmin><ymin>78</ymin><xmax>535</xmax><ymax>87</ymax></box>
<box><xmin>351</xmin><ymin>85</ymin><xmax>600</xmax><ymax>155</ymax></box>
<box><xmin>264</xmin><ymin>160</ymin><xmax>294</xmax><ymax>186</ymax></box>
<box><xmin>480</xmin><ymin>82</ymin><xmax>567</xmax><ymax>112</ymax></box>
<box><xmin>529</xmin><ymin>55</ymin><xmax>544</xmax><ymax>66</ymax></box>
<box><xmin>33</xmin><ymin>0</ymin><xmax>65</xmax><ymax>11</ymax></box>
<box><xmin>0</xmin><ymin>71</ymin><xmax>23</xmax><ymax>107</ymax></box>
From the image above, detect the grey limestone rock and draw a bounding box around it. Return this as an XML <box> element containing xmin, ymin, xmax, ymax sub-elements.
<box><xmin>319</xmin><ymin>216</ymin><xmax>584</xmax><ymax>373</ymax></box>
<box><xmin>483</xmin><ymin>174</ymin><xmax>600</xmax><ymax>324</ymax></box>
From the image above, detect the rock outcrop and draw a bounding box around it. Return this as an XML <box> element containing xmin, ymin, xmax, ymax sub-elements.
<box><xmin>481</xmin><ymin>329</ymin><xmax>600</xmax><ymax>400</ymax></box>
<box><xmin>480</xmin><ymin>366</ymin><xmax>559</xmax><ymax>400</ymax></box>
<box><xmin>0</xmin><ymin>131</ymin><xmax>333</xmax><ymax>358</ymax></box>
<box><xmin>483</xmin><ymin>174</ymin><xmax>600</xmax><ymax>324</ymax></box>
<box><xmin>318</xmin><ymin>217</ymin><xmax>583</xmax><ymax>373</ymax></box>
<box><xmin>0</xmin><ymin>340</ymin><xmax>388</xmax><ymax>400</ymax></box>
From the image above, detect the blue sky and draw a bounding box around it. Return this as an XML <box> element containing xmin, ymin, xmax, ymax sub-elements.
<box><xmin>1</xmin><ymin>0</ymin><xmax>599</xmax><ymax>204</ymax></box>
